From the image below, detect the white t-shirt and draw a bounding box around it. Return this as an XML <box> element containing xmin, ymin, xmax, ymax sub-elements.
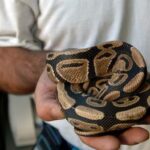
<box><xmin>1</xmin><ymin>0</ymin><xmax>150</xmax><ymax>149</ymax></box>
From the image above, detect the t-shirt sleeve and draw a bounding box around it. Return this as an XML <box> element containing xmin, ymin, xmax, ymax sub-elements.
<box><xmin>0</xmin><ymin>0</ymin><xmax>42</xmax><ymax>50</ymax></box>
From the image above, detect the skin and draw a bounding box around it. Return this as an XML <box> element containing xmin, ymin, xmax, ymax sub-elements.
<box><xmin>0</xmin><ymin>47</ymin><xmax>47</xmax><ymax>94</ymax></box>
<box><xmin>0</xmin><ymin>47</ymin><xmax>149</xmax><ymax>150</ymax></box>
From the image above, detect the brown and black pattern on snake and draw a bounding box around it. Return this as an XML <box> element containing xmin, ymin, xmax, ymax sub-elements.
<box><xmin>46</xmin><ymin>41</ymin><xmax>149</xmax><ymax>136</ymax></box>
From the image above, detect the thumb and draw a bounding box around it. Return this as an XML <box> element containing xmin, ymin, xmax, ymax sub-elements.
<box><xmin>34</xmin><ymin>67</ymin><xmax>64</xmax><ymax>121</ymax></box>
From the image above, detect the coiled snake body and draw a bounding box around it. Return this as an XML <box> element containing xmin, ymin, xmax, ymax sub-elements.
<box><xmin>46</xmin><ymin>41</ymin><xmax>150</xmax><ymax>136</ymax></box>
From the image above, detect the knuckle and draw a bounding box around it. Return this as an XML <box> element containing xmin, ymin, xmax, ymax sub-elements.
<box><xmin>36</xmin><ymin>105</ymin><xmax>50</xmax><ymax>121</ymax></box>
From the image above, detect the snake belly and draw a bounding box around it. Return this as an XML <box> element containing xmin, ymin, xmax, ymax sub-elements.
<box><xmin>46</xmin><ymin>41</ymin><xmax>150</xmax><ymax>136</ymax></box>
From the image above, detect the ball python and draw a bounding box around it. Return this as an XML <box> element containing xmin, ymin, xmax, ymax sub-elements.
<box><xmin>46</xmin><ymin>41</ymin><xmax>150</xmax><ymax>136</ymax></box>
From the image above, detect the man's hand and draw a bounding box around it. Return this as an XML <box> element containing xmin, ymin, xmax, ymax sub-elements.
<box><xmin>35</xmin><ymin>67</ymin><xmax>64</xmax><ymax>120</ymax></box>
<box><xmin>35</xmin><ymin>68</ymin><xmax>150</xmax><ymax>150</ymax></box>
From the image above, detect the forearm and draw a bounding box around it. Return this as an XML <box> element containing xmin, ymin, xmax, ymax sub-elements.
<box><xmin>0</xmin><ymin>47</ymin><xmax>47</xmax><ymax>94</ymax></box>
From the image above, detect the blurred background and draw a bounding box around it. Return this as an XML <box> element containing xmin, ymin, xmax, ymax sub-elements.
<box><xmin>0</xmin><ymin>93</ymin><xmax>42</xmax><ymax>150</ymax></box>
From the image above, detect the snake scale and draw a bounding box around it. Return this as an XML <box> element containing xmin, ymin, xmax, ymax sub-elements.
<box><xmin>46</xmin><ymin>41</ymin><xmax>150</xmax><ymax>136</ymax></box>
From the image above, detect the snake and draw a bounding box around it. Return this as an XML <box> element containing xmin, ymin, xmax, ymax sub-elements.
<box><xmin>46</xmin><ymin>41</ymin><xmax>150</xmax><ymax>136</ymax></box>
